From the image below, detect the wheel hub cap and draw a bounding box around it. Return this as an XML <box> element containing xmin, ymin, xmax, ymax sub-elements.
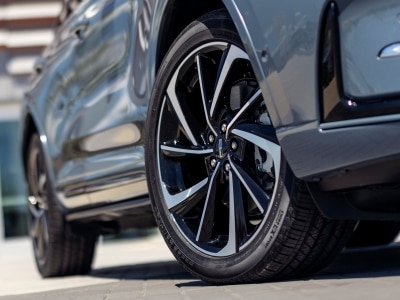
<box><xmin>214</xmin><ymin>137</ymin><xmax>228</xmax><ymax>159</ymax></box>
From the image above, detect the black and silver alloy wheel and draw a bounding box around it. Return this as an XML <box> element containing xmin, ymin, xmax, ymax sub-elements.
<box><xmin>156</xmin><ymin>40</ymin><xmax>281</xmax><ymax>257</ymax></box>
<box><xmin>27</xmin><ymin>141</ymin><xmax>49</xmax><ymax>266</ymax></box>
<box><xmin>146</xmin><ymin>9</ymin><xmax>355</xmax><ymax>284</ymax></box>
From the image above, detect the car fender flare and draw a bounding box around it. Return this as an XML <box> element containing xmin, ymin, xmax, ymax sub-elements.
<box><xmin>223</xmin><ymin>0</ymin><xmax>326</xmax><ymax>130</ymax></box>
<box><xmin>21</xmin><ymin>103</ymin><xmax>67</xmax><ymax>214</ymax></box>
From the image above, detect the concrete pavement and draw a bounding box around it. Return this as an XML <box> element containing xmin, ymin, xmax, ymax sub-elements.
<box><xmin>0</xmin><ymin>231</ymin><xmax>175</xmax><ymax>296</ymax></box>
<box><xmin>1</xmin><ymin>231</ymin><xmax>400</xmax><ymax>299</ymax></box>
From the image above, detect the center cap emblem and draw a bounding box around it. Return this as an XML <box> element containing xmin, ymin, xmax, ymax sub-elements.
<box><xmin>215</xmin><ymin>138</ymin><xmax>227</xmax><ymax>159</ymax></box>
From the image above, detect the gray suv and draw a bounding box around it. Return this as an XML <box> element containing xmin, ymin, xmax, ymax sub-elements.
<box><xmin>21</xmin><ymin>0</ymin><xmax>400</xmax><ymax>283</ymax></box>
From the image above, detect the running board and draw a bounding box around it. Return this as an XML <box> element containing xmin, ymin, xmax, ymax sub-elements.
<box><xmin>66</xmin><ymin>197</ymin><xmax>151</xmax><ymax>222</ymax></box>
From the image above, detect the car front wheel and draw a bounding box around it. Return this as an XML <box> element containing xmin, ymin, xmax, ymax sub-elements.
<box><xmin>145</xmin><ymin>9</ymin><xmax>355</xmax><ymax>283</ymax></box>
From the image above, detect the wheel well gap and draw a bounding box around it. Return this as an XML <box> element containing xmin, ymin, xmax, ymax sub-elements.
<box><xmin>156</xmin><ymin>0</ymin><xmax>225</xmax><ymax>71</ymax></box>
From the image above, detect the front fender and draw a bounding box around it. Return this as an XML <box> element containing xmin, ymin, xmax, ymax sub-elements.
<box><xmin>223</xmin><ymin>0</ymin><xmax>326</xmax><ymax>130</ymax></box>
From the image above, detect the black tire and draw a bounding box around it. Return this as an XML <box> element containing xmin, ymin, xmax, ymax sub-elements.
<box><xmin>145</xmin><ymin>9</ymin><xmax>355</xmax><ymax>284</ymax></box>
<box><xmin>26</xmin><ymin>134</ymin><xmax>97</xmax><ymax>277</ymax></box>
<box><xmin>347</xmin><ymin>221</ymin><xmax>400</xmax><ymax>248</ymax></box>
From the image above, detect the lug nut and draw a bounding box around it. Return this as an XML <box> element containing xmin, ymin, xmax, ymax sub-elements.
<box><xmin>224</xmin><ymin>163</ymin><xmax>231</xmax><ymax>172</ymax></box>
<box><xmin>221</xmin><ymin>122</ymin><xmax>227</xmax><ymax>133</ymax></box>
<box><xmin>210</xmin><ymin>158</ymin><xmax>217</xmax><ymax>168</ymax></box>
<box><xmin>208</xmin><ymin>134</ymin><xmax>215</xmax><ymax>144</ymax></box>
<box><xmin>231</xmin><ymin>140</ymin><xmax>238</xmax><ymax>151</ymax></box>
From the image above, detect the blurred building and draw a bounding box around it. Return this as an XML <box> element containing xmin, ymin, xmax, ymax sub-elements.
<box><xmin>0</xmin><ymin>0</ymin><xmax>61</xmax><ymax>239</ymax></box>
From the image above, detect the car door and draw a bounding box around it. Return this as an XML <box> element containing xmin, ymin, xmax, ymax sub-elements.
<box><xmin>50</xmin><ymin>0</ymin><xmax>151</xmax><ymax>208</ymax></box>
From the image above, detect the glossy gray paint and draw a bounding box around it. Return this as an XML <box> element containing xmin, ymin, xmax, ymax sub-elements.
<box><xmin>224</xmin><ymin>0</ymin><xmax>400</xmax><ymax>181</ymax></box>
<box><xmin>24</xmin><ymin>0</ymin><xmax>156</xmax><ymax>210</ymax></box>
<box><xmin>340</xmin><ymin>0</ymin><xmax>400</xmax><ymax>99</ymax></box>
<box><xmin>223</xmin><ymin>0</ymin><xmax>323</xmax><ymax>128</ymax></box>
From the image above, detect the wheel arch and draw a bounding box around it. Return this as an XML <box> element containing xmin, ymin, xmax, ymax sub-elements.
<box><xmin>155</xmin><ymin>0</ymin><xmax>225</xmax><ymax>72</ymax></box>
<box><xmin>153</xmin><ymin>0</ymin><xmax>279</xmax><ymax>124</ymax></box>
<box><xmin>21</xmin><ymin>111</ymin><xmax>38</xmax><ymax>180</ymax></box>
<box><xmin>20</xmin><ymin>108</ymin><xmax>64</xmax><ymax>212</ymax></box>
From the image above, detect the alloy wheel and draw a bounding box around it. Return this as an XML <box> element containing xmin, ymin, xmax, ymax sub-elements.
<box><xmin>156</xmin><ymin>41</ymin><xmax>281</xmax><ymax>256</ymax></box>
<box><xmin>27</xmin><ymin>145</ymin><xmax>49</xmax><ymax>265</ymax></box>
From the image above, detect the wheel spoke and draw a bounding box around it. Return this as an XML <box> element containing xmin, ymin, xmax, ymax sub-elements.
<box><xmin>210</xmin><ymin>45</ymin><xmax>249</xmax><ymax>118</ymax></box>
<box><xmin>215</xmin><ymin>169</ymin><xmax>245</xmax><ymax>256</ymax></box>
<box><xmin>38</xmin><ymin>173</ymin><xmax>47</xmax><ymax>196</ymax></box>
<box><xmin>161</xmin><ymin>144</ymin><xmax>213</xmax><ymax>158</ymax></box>
<box><xmin>169</xmin><ymin>182</ymin><xmax>208</xmax><ymax>215</ymax></box>
<box><xmin>229</xmin><ymin>158</ymin><xmax>270</xmax><ymax>213</ymax></box>
<box><xmin>28</xmin><ymin>150</ymin><xmax>47</xmax><ymax>208</ymax></box>
<box><xmin>28</xmin><ymin>162</ymin><xmax>41</xmax><ymax>199</ymax></box>
<box><xmin>226</xmin><ymin>89</ymin><xmax>262</xmax><ymax>135</ymax></box>
<box><xmin>42</xmin><ymin>215</ymin><xmax>49</xmax><ymax>246</ymax></box>
<box><xmin>196</xmin><ymin>163</ymin><xmax>221</xmax><ymax>242</ymax></box>
<box><xmin>232</xmin><ymin>125</ymin><xmax>280</xmax><ymax>165</ymax></box>
<box><xmin>30</xmin><ymin>211</ymin><xmax>42</xmax><ymax>238</ymax></box>
<box><xmin>163</xmin><ymin>178</ymin><xmax>209</xmax><ymax>211</ymax></box>
<box><xmin>167</xmin><ymin>74</ymin><xmax>199</xmax><ymax>146</ymax></box>
<box><xmin>230</xmin><ymin>168</ymin><xmax>248</xmax><ymax>245</ymax></box>
<box><xmin>196</xmin><ymin>54</ymin><xmax>218</xmax><ymax>136</ymax></box>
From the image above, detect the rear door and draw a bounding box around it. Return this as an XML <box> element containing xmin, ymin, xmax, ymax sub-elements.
<box><xmin>51</xmin><ymin>0</ymin><xmax>149</xmax><ymax>207</ymax></box>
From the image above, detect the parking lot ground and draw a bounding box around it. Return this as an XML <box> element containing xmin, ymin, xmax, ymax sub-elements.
<box><xmin>1</xmin><ymin>232</ymin><xmax>400</xmax><ymax>300</ymax></box>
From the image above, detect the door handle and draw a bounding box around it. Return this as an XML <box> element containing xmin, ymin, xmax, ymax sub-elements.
<box><xmin>33</xmin><ymin>57</ymin><xmax>47</xmax><ymax>74</ymax></box>
<box><xmin>72</xmin><ymin>20</ymin><xmax>89</xmax><ymax>39</ymax></box>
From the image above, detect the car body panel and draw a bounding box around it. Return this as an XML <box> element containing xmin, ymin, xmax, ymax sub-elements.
<box><xmin>224</xmin><ymin>0</ymin><xmax>400</xmax><ymax>181</ymax></box>
<box><xmin>24</xmin><ymin>0</ymin><xmax>157</xmax><ymax>210</ymax></box>
<box><xmin>223</xmin><ymin>0</ymin><xmax>326</xmax><ymax>128</ymax></box>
